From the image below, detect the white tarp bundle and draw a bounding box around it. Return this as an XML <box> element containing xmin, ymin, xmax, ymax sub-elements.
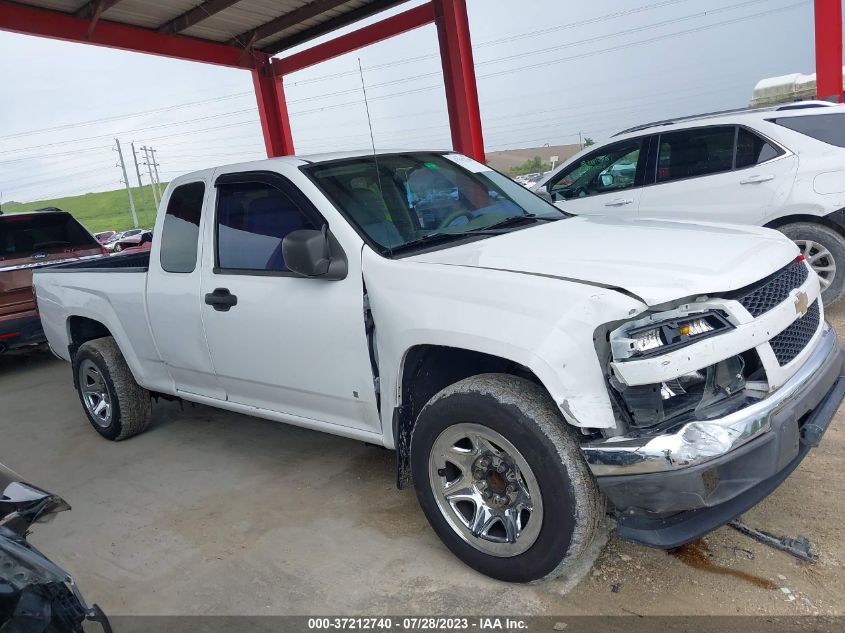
<box><xmin>750</xmin><ymin>67</ymin><xmax>845</xmax><ymax>106</ymax></box>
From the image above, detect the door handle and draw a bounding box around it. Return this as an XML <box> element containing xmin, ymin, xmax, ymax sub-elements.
<box><xmin>605</xmin><ymin>198</ymin><xmax>633</xmax><ymax>207</ymax></box>
<box><xmin>740</xmin><ymin>174</ymin><xmax>774</xmax><ymax>184</ymax></box>
<box><xmin>204</xmin><ymin>288</ymin><xmax>238</xmax><ymax>312</ymax></box>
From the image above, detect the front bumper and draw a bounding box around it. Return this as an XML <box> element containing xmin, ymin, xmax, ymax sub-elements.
<box><xmin>584</xmin><ymin>323</ymin><xmax>845</xmax><ymax>548</ymax></box>
<box><xmin>0</xmin><ymin>315</ymin><xmax>45</xmax><ymax>351</ymax></box>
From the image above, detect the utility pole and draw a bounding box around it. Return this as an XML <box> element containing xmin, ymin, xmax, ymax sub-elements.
<box><xmin>149</xmin><ymin>148</ymin><xmax>163</xmax><ymax>200</ymax></box>
<box><xmin>114</xmin><ymin>139</ymin><xmax>139</xmax><ymax>229</ymax></box>
<box><xmin>130</xmin><ymin>142</ymin><xmax>148</xmax><ymax>218</ymax></box>
<box><xmin>578</xmin><ymin>131</ymin><xmax>583</xmax><ymax>150</ymax></box>
<box><xmin>140</xmin><ymin>146</ymin><xmax>159</xmax><ymax>208</ymax></box>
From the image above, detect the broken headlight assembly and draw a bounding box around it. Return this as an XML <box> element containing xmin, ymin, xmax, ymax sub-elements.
<box><xmin>614</xmin><ymin>310</ymin><xmax>733</xmax><ymax>359</ymax></box>
<box><xmin>606</xmin><ymin>309</ymin><xmax>764</xmax><ymax>430</ymax></box>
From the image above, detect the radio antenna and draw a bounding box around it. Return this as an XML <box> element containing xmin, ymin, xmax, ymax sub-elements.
<box><xmin>358</xmin><ymin>58</ymin><xmax>384</xmax><ymax>196</ymax></box>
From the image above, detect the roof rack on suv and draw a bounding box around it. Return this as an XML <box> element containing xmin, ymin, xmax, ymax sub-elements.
<box><xmin>612</xmin><ymin>101</ymin><xmax>836</xmax><ymax>137</ymax></box>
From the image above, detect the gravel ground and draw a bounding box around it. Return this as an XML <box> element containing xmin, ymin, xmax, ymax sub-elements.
<box><xmin>0</xmin><ymin>303</ymin><xmax>843</xmax><ymax>616</ymax></box>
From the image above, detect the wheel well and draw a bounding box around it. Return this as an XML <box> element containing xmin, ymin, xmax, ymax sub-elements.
<box><xmin>765</xmin><ymin>214</ymin><xmax>845</xmax><ymax>238</ymax></box>
<box><xmin>393</xmin><ymin>345</ymin><xmax>540</xmax><ymax>489</ymax></box>
<box><xmin>67</xmin><ymin>316</ymin><xmax>112</xmax><ymax>358</ymax></box>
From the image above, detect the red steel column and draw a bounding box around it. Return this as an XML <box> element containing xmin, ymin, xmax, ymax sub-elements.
<box><xmin>252</xmin><ymin>56</ymin><xmax>295</xmax><ymax>157</ymax></box>
<box><xmin>433</xmin><ymin>0</ymin><xmax>485</xmax><ymax>162</ymax></box>
<box><xmin>814</xmin><ymin>0</ymin><xmax>843</xmax><ymax>102</ymax></box>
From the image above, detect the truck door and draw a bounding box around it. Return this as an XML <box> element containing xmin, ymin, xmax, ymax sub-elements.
<box><xmin>147</xmin><ymin>180</ymin><xmax>226</xmax><ymax>400</ymax></box>
<box><xmin>198</xmin><ymin>170</ymin><xmax>381</xmax><ymax>434</ymax></box>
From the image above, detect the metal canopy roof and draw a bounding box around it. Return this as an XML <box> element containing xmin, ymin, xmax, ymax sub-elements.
<box><xmin>10</xmin><ymin>0</ymin><xmax>408</xmax><ymax>54</ymax></box>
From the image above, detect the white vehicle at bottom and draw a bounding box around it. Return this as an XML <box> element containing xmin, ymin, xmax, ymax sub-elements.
<box><xmin>34</xmin><ymin>151</ymin><xmax>844</xmax><ymax>582</ymax></box>
<box><xmin>533</xmin><ymin>102</ymin><xmax>845</xmax><ymax>304</ymax></box>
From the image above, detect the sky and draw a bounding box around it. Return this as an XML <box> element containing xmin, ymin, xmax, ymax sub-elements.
<box><xmin>0</xmin><ymin>0</ymin><xmax>831</xmax><ymax>203</ymax></box>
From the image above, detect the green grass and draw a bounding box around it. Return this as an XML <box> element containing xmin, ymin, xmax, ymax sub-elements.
<box><xmin>1</xmin><ymin>183</ymin><xmax>167</xmax><ymax>233</ymax></box>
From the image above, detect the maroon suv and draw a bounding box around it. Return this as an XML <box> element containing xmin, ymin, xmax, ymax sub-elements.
<box><xmin>0</xmin><ymin>209</ymin><xmax>105</xmax><ymax>352</ymax></box>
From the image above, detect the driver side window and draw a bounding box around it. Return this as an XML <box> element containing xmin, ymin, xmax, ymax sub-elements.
<box><xmin>548</xmin><ymin>139</ymin><xmax>643</xmax><ymax>202</ymax></box>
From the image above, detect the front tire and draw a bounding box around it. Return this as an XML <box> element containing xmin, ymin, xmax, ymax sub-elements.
<box><xmin>411</xmin><ymin>374</ymin><xmax>603</xmax><ymax>583</ymax></box>
<box><xmin>779</xmin><ymin>222</ymin><xmax>845</xmax><ymax>305</ymax></box>
<box><xmin>73</xmin><ymin>337</ymin><xmax>151</xmax><ymax>440</ymax></box>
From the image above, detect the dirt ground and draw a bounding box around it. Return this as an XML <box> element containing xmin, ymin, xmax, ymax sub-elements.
<box><xmin>1</xmin><ymin>304</ymin><xmax>844</xmax><ymax>616</ymax></box>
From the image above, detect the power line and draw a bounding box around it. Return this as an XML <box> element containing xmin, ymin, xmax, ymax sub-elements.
<box><xmin>0</xmin><ymin>0</ymin><xmax>802</xmax><ymax>155</ymax></box>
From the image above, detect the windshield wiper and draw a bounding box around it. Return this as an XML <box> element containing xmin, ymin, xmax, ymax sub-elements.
<box><xmin>384</xmin><ymin>231</ymin><xmax>481</xmax><ymax>256</ymax></box>
<box><xmin>384</xmin><ymin>215</ymin><xmax>562</xmax><ymax>256</ymax></box>
<box><xmin>475</xmin><ymin>213</ymin><xmax>559</xmax><ymax>232</ymax></box>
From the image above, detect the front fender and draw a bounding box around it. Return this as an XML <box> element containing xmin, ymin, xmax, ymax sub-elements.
<box><xmin>362</xmin><ymin>249</ymin><xmax>646</xmax><ymax>445</ymax></box>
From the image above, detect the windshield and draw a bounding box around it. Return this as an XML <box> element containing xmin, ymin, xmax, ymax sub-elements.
<box><xmin>304</xmin><ymin>152</ymin><xmax>563</xmax><ymax>254</ymax></box>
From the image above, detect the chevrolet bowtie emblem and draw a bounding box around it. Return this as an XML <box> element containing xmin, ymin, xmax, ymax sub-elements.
<box><xmin>794</xmin><ymin>291</ymin><xmax>809</xmax><ymax>317</ymax></box>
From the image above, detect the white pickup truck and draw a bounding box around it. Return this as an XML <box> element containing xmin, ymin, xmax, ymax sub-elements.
<box><xmin>34</xmin><ymin>151</ymin><xmax>845</xmax><ymax>583</ymax></box>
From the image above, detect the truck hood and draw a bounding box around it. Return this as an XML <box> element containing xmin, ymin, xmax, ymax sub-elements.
<box><xmin>407</xmin><ymin>215</ymin><xmax>799</xmax><ymax>306</ymax></box>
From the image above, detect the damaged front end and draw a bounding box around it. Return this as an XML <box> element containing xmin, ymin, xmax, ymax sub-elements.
<box><xmin>579</xmin><ymin>259</ymin><xmax>845</xmax><ymax>548</ymax></box>
<box><xmin>606</xmin><ymin>305</ymin><xmax>765</xmax><ymax>432</ymax></box>
<box><xmin>0</xmin><ymin>464</ymin><xmax>111</xmax><ymax>633</ymax></box>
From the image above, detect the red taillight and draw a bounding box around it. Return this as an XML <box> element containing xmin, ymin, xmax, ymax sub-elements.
<box><xmin>0</xmin><ymin>332</ymin><xmax>20</xmax><ymax>340</ymax></box>
<box><xmin>101</xmin><ymin>247</ymin><xmax>109</xmax><ymax>255</ymax></box>
<box><xmin>796</xmin><ymin>254</ymin><xmax>805</xmax><ymax>262</ymax></box>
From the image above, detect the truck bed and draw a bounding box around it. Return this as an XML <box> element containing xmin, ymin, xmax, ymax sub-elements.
<box><xmin>42</xmin><ymin>251</ymin><xmax>150</xmax><ymax>273</ymax></box>
<box><xmin>33</xmin><ymin>251</ymin><xmax>160</xmax><ymax>384</ymax></box>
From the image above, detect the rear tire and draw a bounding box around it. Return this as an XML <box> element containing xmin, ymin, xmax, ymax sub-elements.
<box><xmin>411</xmin><ymin>373</ymin><xmax>603</xmax><ymax>583</ymax></box>
<box><xmin>73</xmin><ymin>337</ymin><xmax>151</xmax><ymax>440</ymax></box>
<box><xmin>778</xmin><ymin>222</ymin><xmax>845</xmax><ymax>305</ymax></box>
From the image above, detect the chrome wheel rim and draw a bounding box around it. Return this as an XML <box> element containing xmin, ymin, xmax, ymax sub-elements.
<box><xmin>795</xmin><ymin>239</ymin><xmax>836</xmax><ymax>290</ymax></box>
<box><xmin>428</xmin><ymin>423</ymin><xmax>543</xmax><ymax>557</ymax></box>
<box><xmin>79</xmin><ymin>359</ymin><xmax>112</xmax><ymax>428</ymax></box>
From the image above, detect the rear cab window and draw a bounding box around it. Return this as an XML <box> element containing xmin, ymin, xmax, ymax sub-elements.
<box><xmin>160</xmin><ymin>182</ymin><xmax>205</xmax><ymax>273</ymax></box>
<box><xmin>770</xmin><ymin>113</ymin><xmax>845</xmax><ymax>148</ymax></box>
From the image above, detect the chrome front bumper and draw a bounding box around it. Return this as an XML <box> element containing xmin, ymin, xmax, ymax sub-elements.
<box><xmin>583</xmin><ymin>323</ymin><xmax>844</xmax><ymax>476</ymax></box>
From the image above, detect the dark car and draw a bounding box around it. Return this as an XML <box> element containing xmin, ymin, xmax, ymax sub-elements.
<box><xmin>0</xmin><ymin>209</ymin><xmax>105</xmax><ymax>353</ymax></box>
<box><xmin>0</xmin><ymin>463</ymin><xmax>110</xmax><ymax>632</ymax></box>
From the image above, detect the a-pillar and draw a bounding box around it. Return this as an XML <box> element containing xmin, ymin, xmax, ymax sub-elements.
<box><xmin>252</xmin><ymin>55</ymin><xmax>295</xmax><ymax>157</ymax></box>
<box><xmin>814</xmin><ymin>0</ymin><xmax>843</xmax><ymax>102</ymax></box>
<box><xmin>433</xmin><ymin>0</ymin><xmax>485</xmax><ymax>161</ymax></box>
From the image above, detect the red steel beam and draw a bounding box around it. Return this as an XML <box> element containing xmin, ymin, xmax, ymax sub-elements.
<box><xmin>253</xmin><ymin>59</ymin><xmax>295</xmax><ymax>157</ymax></box>
<box><xmin>0</xmin><ymin>0</ymin><xmax>258</xmax><ymax>69</ymax></box>
<box><xmin>273</xmin><ymin>2</ymin><xmax>435</xmax><ymax>76</ymax></box>
<box><xmin>433</xmin><ymin>0</ymin><xmax>485</xmax><ymax>161</ymax></box>
<box><xmin>814</xmin><ymin>0</ymin><xmax>844</xmax><ymax>102</ymax></box>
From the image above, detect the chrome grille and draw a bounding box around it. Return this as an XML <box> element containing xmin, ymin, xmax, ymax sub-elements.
<box><xmin>769</xmin><ymin>300</ymin><xmax>820</xmax><ymax>365</ymax></box>
<box><xmin>737</xmin><ymin>260</ymin><xmax>809</xmax><ymax>317</ymax></box>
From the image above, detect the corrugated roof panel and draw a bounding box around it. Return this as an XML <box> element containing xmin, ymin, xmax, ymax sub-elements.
<box><xmin>181</xmin><ymin>0</ymin><xmax>310</xmax><ymax>43</ymax></box>
<box><xmin>252</xmin><ymin>3</ymin><xmax>364</xmax><ymax>49</ymax></box>
<box><xmin>10</xmin><ymin>0</ymin><xmax>412</xmax><ymax>51</ymax></box>
<box><xmin>15</xmin><ymin>0</ymin><xmax>86</xmax><ymax>13</ymax></box>
<box><xmin>101</xmin><ymin>0</ymin><xmax>201</xmax><ymax>30</ymax></box>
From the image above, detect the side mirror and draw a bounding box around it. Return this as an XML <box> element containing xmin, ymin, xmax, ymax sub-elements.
<box><xmin>599</xmin><ymin>173</ymin><xmax>615</xmax><ymax>187</ymax></box>
<box><xmin>535</xmin><ymin>187</ymin><xmax>554</xmax><ymax>203</ymax></box>
<box><xmin>282</xmin><ymin>226</ymin><xmax>347</xmax><ymax>280</ymax></box>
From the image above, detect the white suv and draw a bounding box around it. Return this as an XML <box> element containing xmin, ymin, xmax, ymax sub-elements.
<box><xmin>533</xmin><ymin>102</ymin><xmax>845</xmax><ymax>303</ymax></box>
